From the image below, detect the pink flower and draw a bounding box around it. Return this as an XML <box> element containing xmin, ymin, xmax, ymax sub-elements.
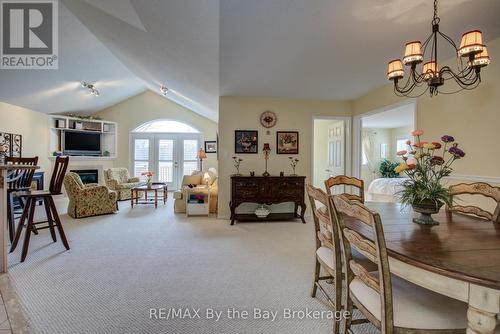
<box><xmin>397</xmin><ymin>150</ymin><xmax>407</xmax><ymax>156</ymax></box>
<box><xmin>407</xmin><ymin>163</ymin><xmax>416</xmax><ymax>170</ymax></box>
<box><xmin>405</xmin><ymin>140</ymin><xmax>411</xmax><ymax>145</ymax></box>
<box><xmin>411</xmin><ymin>130</ymin><xmax>424</xmax><ymax>136</ymax></box>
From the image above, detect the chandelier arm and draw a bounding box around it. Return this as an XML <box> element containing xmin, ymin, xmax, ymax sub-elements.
<box><xmin>441</xmin><ymin>67</ymin><xmax>480</xmax><ymax>88</ymax></box>
<box><xmin>421</xmin><ymin>32</ymin><xmax>434</xmax><ymax>54</ymax></box>
<box><xmin>440</xmin><ymin>66</ymin><xmax>475</xmax><ymax>82</ymax></box>
<box><xmin>438</xmin><ymin>31</ymin><xmax>459</xmax><ymax>51</ymax></box>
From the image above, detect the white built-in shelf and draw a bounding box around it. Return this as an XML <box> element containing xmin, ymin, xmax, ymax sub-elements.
<box><xmin>48</xmin><ymin>115</ymin><xmax>118</xmax><ymax>159</ymax></box>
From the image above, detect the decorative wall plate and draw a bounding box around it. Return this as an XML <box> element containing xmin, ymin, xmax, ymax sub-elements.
<box><xmin>260</xmin><ymin>111</ymin><xmax>277</xmax><ymax>128</ymax></box>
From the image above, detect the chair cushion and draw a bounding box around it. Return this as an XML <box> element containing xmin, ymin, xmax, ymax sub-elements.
<box><xmin>316</xmin><ymin>247</ymin><xmax>377</xmax><ymax>272</ymax></box>
<box><xmin>183</xmin><ymin>175</ymin><xmax>202</xmax><ymax>186</ymax></box>
<box><xmin>349</xmin><ymin>273</ymin><xmax>467</xmax><ymax>330</ymax></box>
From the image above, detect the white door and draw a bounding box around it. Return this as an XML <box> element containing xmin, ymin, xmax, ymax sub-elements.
<box><xmin>156</xmin><ymin>137</ymin><xmax>177</xmax><ymax>189</ymax></box>
<box><xmin>326</xmin><ymin>121</ymin><xmax>346</xmax><ymax>182</ymax></box>
<box><xmin>132</xmin><ymin>135</ymin><xmax>153</xmax><ymax>179</ymax></box>
<box><xmin>131</xmin><ymin>133</ymin><xmax>201</xmax><ymax>190</ymax></box>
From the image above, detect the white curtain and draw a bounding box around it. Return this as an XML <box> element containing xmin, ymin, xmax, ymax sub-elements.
<box><xmin>362</xmin><ymin>131</ymin><xmax>377</xmax><ymax>183</ymax></box>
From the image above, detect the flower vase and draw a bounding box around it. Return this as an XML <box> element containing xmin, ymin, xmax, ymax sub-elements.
<box><xmin>146</xmin><ymin>179</ymin><xmax>152</xmax><ymax>189</ymax></box>
<box><xmin>411</xmin><ymin>201</ymin><xmax>443</xmax><ymax>225</ymax></box>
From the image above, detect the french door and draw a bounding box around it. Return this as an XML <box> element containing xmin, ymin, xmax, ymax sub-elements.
<box><xmin>131</xmin><ymin>133</ymin><xmax>202</xmax><ymax>190</ymax></box>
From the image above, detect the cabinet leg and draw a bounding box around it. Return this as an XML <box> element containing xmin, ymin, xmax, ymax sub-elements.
<box><xmin>300</xmin><ymin>203</ymin><xmax>306</xmax><ymax>224</ymax></box>
<box><xmin>230</xmin><ymin>202</ymin><xmax>235</xmax><ymax>225</ymax></box>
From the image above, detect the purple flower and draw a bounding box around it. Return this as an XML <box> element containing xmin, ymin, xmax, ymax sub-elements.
<box><xmin>449</xmin><ymin>146</ymin><xmax>465</xmax><ymax>158</ymax></box>
<box><xmin>441</xmin><ymin>135</ymin><xmax>455</xmax><ymax>143</ymax></box>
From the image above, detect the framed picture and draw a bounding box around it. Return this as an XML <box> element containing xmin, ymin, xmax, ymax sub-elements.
<box><xmin>205</xmin><ymin>140</ymin><xmax>217</xmax><ymax>153</ymax></box>
<box><xmin>276</xmin><ymin>131</ymin><xmax>299</xmax><ymax>154</ymax></box>
<box><xmin>235</xmin><ymin>130</ymin><xmax>258</xmax><ymax>153</ymax></box>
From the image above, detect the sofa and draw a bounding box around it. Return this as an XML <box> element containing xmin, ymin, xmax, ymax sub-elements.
<box><xmin>103</xmin><ymin>168</ymin><xmax>142</xmax><ymax>200</ymax></box>
<box><xmin>64</xmin><ymin>172</ymin><xmax>118</xmax><ymax>218</ymax></box>
<box><xmin>174</xmin><ymin>170</ymin><xmax>218</xmax><ymax>213</ymax></box>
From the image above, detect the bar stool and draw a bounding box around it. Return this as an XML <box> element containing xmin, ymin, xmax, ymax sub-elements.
<box><xmin>5</xmin><ymin>156</ymin><xmax>39</xmax><ymax>243</ymax></box>
<box><xmin>10</xmin><ymin>156</ymin><xmax>70</xmax><ymax>262</ymax></box>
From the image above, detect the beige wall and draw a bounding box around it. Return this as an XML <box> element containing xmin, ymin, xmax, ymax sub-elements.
<box><xmin>353</xmin><ymin>37</ymin><xmax>500</xmax><ymax>178</ymax></box>
<box><xmin>96</xmin><ymin>91</ymin><xmax>218</xmax><ymax>173</ymax></box>
<box><xmin>0</xmin><ymin>102</ymin><xmax>51</xmax><ymax>187</ymax></box>
<box><xmin>218</xmin><ymin>96</ymin><xmax>351</xmax><ymax>218</ymax></box>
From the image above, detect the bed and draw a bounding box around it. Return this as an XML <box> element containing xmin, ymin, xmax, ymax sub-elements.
<box><xmin>366</xmin><ymin>177</ymin><xmax>408</xmax><ymax>202</ymax></box>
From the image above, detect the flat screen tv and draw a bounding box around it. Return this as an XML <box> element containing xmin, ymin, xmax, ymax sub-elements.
<box><xmin>63</xmin><ymin>131</ymin><xmax>101</xmax><ymax>156</ymax></box>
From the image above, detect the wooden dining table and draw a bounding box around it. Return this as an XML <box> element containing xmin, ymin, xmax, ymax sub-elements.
<box><xmin>343</xmin><ymin>202</ymin><xmax>500</xmax><ymax>334</ymax></box>
<box><xmin>0</xmin><ymin>164</ymin><xmax>40</xmax><ymax>273</ymax></box>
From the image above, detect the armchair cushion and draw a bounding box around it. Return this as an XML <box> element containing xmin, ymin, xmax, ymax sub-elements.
<box><xmin>64</xmin><ymin>172</ymin><xmax>118</xmax><ymax>218</ymax></box>
<box><xmin>104</xmin><ymin>168</ymin><xmax>142</xmax><ymax>200</ymax></box>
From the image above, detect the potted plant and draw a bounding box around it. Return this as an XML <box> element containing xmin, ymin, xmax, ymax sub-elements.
<box><xmin>395</xmin><ymin>131</ymin><xmax>465</xmax><ymax>225</ymax></box>
<box><xmin>379</xmin><ymin>159</ymin><xmax>400</xmax><ymax>178</ymax></box>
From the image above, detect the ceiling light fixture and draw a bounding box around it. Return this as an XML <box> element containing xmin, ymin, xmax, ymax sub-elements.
<box><xmin>387</xmin><ymin>0</ymin><xmax>490</xmax><ymax>97</ymax></box>
<box><xmin>160</xmin><ymin>85</ymin><xmax>169</xmax><ymax>96</ymax></box>
<box><xmin>81</xmin><ymin>82</ymin><xmax>100</xmax><ymax>96</ymax></box>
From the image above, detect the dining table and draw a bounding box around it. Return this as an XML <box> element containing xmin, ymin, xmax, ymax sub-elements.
<box><xmin>0</xmin><ymin>164</ymin><xmax>40</xmax><ymax>273</ymax></box>
<box><xmin>344</xmin><ymin>202</ymin><xmax>500</xmax><ymax>334</ymax></box>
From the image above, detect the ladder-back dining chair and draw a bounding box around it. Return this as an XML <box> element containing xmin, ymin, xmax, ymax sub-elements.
<box><xmin>324</xmin><ymin>175</ymin><xmax>365</xmax><ymax>203</ymax></box>
<box><xmin>306</xmin><ymin>184</ymin><xmax>343</xmax><ymax>333</ymax></box>
<box><xmin>332</xmin><ymin>195</ymin><xmax>468</xmax><ymax>334</ymax></box>
<box><xmin>447</xmin><ymin>182</ymin><xmax>500</xmax><ymax>223</ymax></box>
<box><xmin>10</xmin><ymin>156</ymin><xmax>70</xmax><ymax>262</ymax></box>
<box><xmin>5</xmin><ymin>156</ymin><xmax>38</xmax><ymax>242</ymax></box>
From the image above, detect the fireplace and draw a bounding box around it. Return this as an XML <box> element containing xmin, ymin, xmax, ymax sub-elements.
<box><xmin>71</xmin><ymin>169</ymin><xmax>99</xmax><ymax>184</ymax></box>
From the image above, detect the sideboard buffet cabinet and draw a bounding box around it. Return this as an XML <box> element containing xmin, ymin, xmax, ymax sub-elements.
<box><xmin>230</xmin><ymin>175</ymin><xmax>306</xmax><ymax>225</ymax></box>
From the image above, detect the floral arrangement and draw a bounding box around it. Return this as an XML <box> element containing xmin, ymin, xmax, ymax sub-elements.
<box><xmin>232</xmin><ymin>156</ymin><xmax>243</xmax><ymax>175</ymax></box>
<box><xmin>141</xmin><ymin>171</ymin><xmax>154</xmax><ymax>187</ymax></box>
<box><xmin>395</xmin><ymin>130</ymin><xmax>465</xmax><ymax>211</ymax></box>
<box><xmin>289</xmin><ymin>157</ymin><xmax>299</xmax><ymax>175</ymax></box>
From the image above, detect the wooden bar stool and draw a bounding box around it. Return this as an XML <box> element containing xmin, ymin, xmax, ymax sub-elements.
<box><xmin>5</xmin><ymin>157</ymin><xmax>39</xmax><ymax>242</ymax></box>
<box><xmin>10</xmin><ymin>156</ymin><xmax>70</xmax><ymax>262</ymax></box>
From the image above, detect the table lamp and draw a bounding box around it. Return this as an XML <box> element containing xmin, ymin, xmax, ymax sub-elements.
<box><xmin>262</xmin><ymin>143</ymin><xmax>271</xmax><ymax>177</ymax></box>
<box><xmin>198</xmin><ymin>148</ymin><xmax>207</xmax><ymax>171</ymax></box>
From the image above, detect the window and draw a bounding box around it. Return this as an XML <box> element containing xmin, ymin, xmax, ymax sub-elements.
<box><xmin>133</xmin><ymin>120</ymin><xmax>199</xmax><ymax>133</ymax></box>
<box><xmin>133</xmin><ymin>139</ymin><xmax>150</xmax><ymax>179</ymax></box>
<box><xmin>396</xmin><ymin>138</ymin><xmax>409</xmax><ymax>152</ymax></box>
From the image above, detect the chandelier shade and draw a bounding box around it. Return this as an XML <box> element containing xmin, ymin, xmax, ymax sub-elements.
<box><xmin>387</xmin><ymin>0</ymin><xmax>490</xmax><ymax>97</ymax></box>
<box><xmin>470</xmin><ymin>47</ymin><xmax>490</xmax><ymax>68</ymax></box>
<box><xmin>458</xmin><ymin>30</ymin><xmax>484</xmax><ymax>57</ymax></box>
<box><xmin>387</xmin><ymin>59</ymin><xmax>404</xmax><ymax>80</ymax></box>
<box><xmin>403</xmin><ymin>41</ymin><xmax>423</xmax><ymax>65</ymax></box>
<box><xmin>422</xmin><ymin>61</ymin><xmax>437</xmax><ymax>81</ymax></box>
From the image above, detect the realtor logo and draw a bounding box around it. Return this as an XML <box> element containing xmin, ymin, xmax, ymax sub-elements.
<box><xmin>1</xmin><ymin>0</ymin><xmax>58</xmax><ymax>69</ymax></box>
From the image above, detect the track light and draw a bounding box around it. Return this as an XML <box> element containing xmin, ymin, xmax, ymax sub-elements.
<box><xmin>160</xmin><ymin>85</ymin><xmax>169</xmax><ymax>96</ymax></box>
<box><xmin>81</xmin><ymin>82</ymin><xmax>100</xmax><ymax>96</ymax></box>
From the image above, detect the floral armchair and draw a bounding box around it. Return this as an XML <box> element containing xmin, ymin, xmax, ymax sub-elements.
<box><xmin>64</xmin><ymin>172</ymin><xmax>118</xmax><ymax>219</ymax></box>
<box><xmin>103</xmin><ymin>168</ymin><xmax>141</xmax><ymax>200</ymax></box>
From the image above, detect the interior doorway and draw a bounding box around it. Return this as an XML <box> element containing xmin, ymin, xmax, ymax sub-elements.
<box><xmin>353</xmin><ymin>101</ymin><xmax>416</xmax><ymax>202</ymax></box>
<box><xmin>312</xmin><ymin>117</ymin><xmax>351</xmax><ymax>189</ymax></box>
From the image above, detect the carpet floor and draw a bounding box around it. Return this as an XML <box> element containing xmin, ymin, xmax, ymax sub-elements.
<box><xmin>7</xmin><ymin>196</ymin><xmax>377</xmax><ymax>334</ymax></box>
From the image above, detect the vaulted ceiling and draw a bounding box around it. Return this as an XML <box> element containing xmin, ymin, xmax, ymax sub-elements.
<box><xmin>1</xmin><ymin>0</ymin><xmax>499</xmax><ymax>122</ymax></box>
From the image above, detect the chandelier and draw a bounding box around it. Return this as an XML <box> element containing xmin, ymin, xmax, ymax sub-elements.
<box><xmin>387</xmin><ymin>0</ymin><xmax>490</xmax><ymax>97</ymax></box>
